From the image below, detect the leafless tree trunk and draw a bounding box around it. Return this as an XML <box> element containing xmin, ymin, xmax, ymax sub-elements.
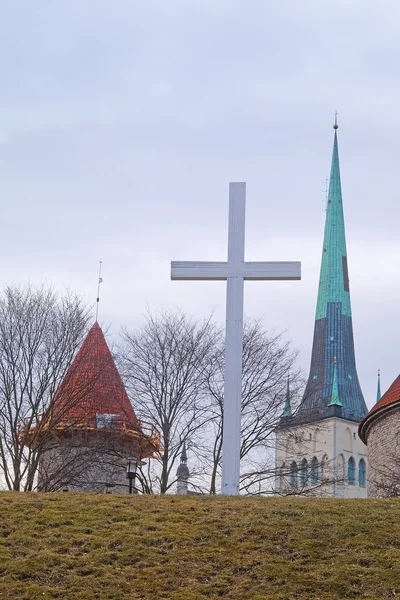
<box><xmin>0</xmin><ymin>285</ymin><xmax>91</xmax><ymax>491</ymax></box>
<box><xmin>118</xmin><ymin>310</ymin><xmax>219</xmax><ymax>494</ymax></box>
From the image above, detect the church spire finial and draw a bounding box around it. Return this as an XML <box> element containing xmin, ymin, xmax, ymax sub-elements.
<box><xmin>376</xmin><ymin>369</ymin><xmax>381</xmax><ymax>403</ymax></box>
<box><xmin>181</xmin><ymin>441</ymin><xmax>187</xmax><ymax>463</ymax></box>
<box><xmin>333</xmin><ymin>111</ymin><xmax>339</xmax><ymax>130</ymax></box>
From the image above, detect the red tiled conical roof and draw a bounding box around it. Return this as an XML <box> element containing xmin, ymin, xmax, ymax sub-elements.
<box><xmin>359</xmin><ymin>375</ymin><xmax>400</xmax><ymax>443</ymax></box>
<box><xmin>53</xmin><ymin>322</ymin><xmax>139</xmax><ymax>428</ymax></box>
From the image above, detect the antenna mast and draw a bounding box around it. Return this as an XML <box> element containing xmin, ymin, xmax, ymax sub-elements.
<box><xmin>95</xmin><ymin>261</ymin><xmax>103</xmax><ymax>322</ymax></box>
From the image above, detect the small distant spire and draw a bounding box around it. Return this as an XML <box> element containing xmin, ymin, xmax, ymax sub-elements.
<box><xmin>95</xmin><ymin>261</ymin><xmax>103</xmax><ymax>322</ymax></box>
<box><xmin>282</xmin><ymin>375</ymin><xmax>292</xmax><ymax>417</ymax></box>
<box><xmin>328</xmin><ymin>356</ymin><xmax>343</xmax><ymax>407</ymax></box>
<box><xmin>176</xmin><ymin>441</ymin><xmax>190</xmax><ymax>495</ymax></box>
<box><xmin>376</xmin><ymin>369</ymin><xmax>381</xmax><ymax>403</ymax></box>
<box><xmin>181</xmin><ymin>441</ymin><xmax>187</xmax><ymax>463</ymax></box>
<box><xmin>333</xmin><ymin>111</ymin><xmax>339</xmax><ymax>130</ymax></box>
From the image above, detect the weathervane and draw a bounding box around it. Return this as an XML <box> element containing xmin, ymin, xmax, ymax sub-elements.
<box><xmin>95</xmin><ymin>261</ymin><xmax>103</xmax><ymax>322</ymax></box>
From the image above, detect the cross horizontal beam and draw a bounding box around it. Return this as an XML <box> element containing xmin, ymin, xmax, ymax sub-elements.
<box><xmin>171</xmin><ymin>261</ymin><xmax>301</xmax><ymax>281</ymax></box>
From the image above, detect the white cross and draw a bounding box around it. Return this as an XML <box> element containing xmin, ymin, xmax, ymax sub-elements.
<box><xmin>171</xmin><ymin>182</ymin><xmax>301</xmax><ymax>495</ymax></box>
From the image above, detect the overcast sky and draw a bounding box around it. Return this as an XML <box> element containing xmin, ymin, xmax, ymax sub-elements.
<box><xmin>1</xmin><ymin>0</ymin><xmax>400</xmax><ymax>409</ymax></box>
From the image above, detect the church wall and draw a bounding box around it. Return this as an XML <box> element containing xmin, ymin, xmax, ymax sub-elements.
<box><xmin>276</xmin><ymin>417</ymin><xmax>367</xmax><ymax>498</ymax></box>
<box><xmin>334</xmin><ymin>418</ymin><xmax>367</xmax><ymax>498</ymax></box>
<box><xmin>366</xmin><ymin>409</ymin><xmax>400</xmax><ymax>498</ymax></box>
<box><xmin>276</xmin><ymin>422</ymin><xmax>332</xmax><ymax>497</ymax></box>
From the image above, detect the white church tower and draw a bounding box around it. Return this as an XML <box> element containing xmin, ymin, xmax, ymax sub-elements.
<box><xmin>275</xmin><ymin>119</ymin><xmax>368</xmax><ymax>498</ymax></box>
<box><xmin>176</xmin><ymin>442</ymin><xmax>190</xmax><ymax>495</ymax></box>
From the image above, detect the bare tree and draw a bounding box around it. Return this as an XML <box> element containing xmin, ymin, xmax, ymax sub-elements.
<box><xmin>204</xmin><ymin>319</ymin><xmax>303</xmax><ymax>494</ymax></box>
<box><xmin>118</xmin><ymin>310</ymin><xmax>219</xmax><ymax>494</ymax></box>
<box><xmin>0</xmin><ymin>285</ymin><xmax>91</xmax><ymax>491</ymax></box>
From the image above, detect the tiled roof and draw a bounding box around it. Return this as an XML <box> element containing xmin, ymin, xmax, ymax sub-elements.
<box><xmin>359</xmin><ymin>375</ymin><xmax>400</xmax><ymax>442</ymax></box>
<box><xmin>53</xmin><ymin>322</ymin><xmax>139</xmax><ymax>428</ymax></box>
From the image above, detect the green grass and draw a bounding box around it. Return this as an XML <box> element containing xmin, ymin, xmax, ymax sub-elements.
<box><xmin>0</xmin><ymin>494</ymin><xmax>399</xmax><ymax>599</ymax></box>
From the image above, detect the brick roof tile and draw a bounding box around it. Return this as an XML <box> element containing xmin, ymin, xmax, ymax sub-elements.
<box><xmin>367</xmin><ymin>374</ymin><xmax>400</xmax><ymax>416</ymax></box>
<box><xmin>359</xmin><ymin>374</ymin><xmax>400</xmax><ymax>443</ymax></box>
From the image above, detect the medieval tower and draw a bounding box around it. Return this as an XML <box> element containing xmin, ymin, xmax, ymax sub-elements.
<box><xmin>276</xmin><ymin>120</ymin><xmax>368</xmax><ymax>497</ymax></box>
<box><xmin>31</xmin><ymin>322</ymin><xmax>160</xmax><ymax>493</ymax></box>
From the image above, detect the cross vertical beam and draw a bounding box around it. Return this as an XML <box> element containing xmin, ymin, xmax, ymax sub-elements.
<box><xmin>170</xmin><ymin>182</ymin><xmax>301</xmax><ymax>496</ymax></box>
<box><xmin>222</xmin><ymin>183</ymin><xmax>246</xmax><ymax>495</ymax></box>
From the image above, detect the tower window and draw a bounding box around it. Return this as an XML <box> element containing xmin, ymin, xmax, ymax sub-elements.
<box><xmin>337</xmin><ymin>454</ymin><xmax>345</xmax><ymax>480</ymax></box>
<box><xmin>342</xmin><ymin>256</ymin><xmax>350</xmax><ymax>291</ymax></box>
<box><xmin>300</xmin><ymin>459</ymin><xmax>309</xmax><ymax>486</ymax></box>
<box><xmin>358</xmin><ymin>459</ymin><xmax>366</xmax><ymax>487</ymax></box>
<box><xmin>290</xmin><ymin>461</ymin><xmax>298</xmax><ymax>487</ymax></box>
<box><xmin>96</xmin><ymin>413</ymin><xmax>119</xmax><ymax>428</ymax></box>
<box><xmin>310</xmin><ymin>457</ymin><xmax>318</xmax><ymax>484</ymax></box>
<box><xmin>348</xmin><ymin>457</ymin><xmax>356</xmax><ymax>485</ymax></box>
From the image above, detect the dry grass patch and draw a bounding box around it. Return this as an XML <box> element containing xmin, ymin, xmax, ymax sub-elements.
<box><xmin>0</xmin><ymin>493</ymin><xmax>399</xmax><ymax>599</ymax></box>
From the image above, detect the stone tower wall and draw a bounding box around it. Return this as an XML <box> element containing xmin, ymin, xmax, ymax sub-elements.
<box><xmin>366</xmin><ymin>409</ymin><xmax>400</xmax><ymax>498</ymax></box>
<box><xmin>38</xmin><ymin>431</ymin><xmax>138</xmax><ymax>493</ymax></box>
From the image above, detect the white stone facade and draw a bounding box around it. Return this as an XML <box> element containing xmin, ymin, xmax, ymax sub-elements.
<box><xmin>176</xmin><ymin>476</ymin><xmax>189</xmax><ymax>495</ymax></box>
<box><xmin>275</xmin><ymin>417</ymin><xmax>368</xmax><ymax>498</ymax></box>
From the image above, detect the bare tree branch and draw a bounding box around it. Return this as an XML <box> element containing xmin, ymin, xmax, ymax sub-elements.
<box><xmin>118</xmin><ymin>309</ymin><xmax>220</xmax><ymax>494</ymax></box>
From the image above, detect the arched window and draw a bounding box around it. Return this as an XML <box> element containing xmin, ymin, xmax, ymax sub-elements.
<box><xmin>290</xmin><ymin>461</ymin><xmax>298</xmax><ymax>487</ymax></box>
<box><xmin>348</xmin><ymin>457</ymin><xmax>356</xmax><ymax>485</ymax></box>
<box><xmin>320</xmin><ymin>454</ymin><xmax>329</xmax><ymax>478</ymax></box>
<box><xmin>358</xmin><ymin>459</ymin><xmax>366</xmax><ymax>487</ymax></box>
<box><xmin>311</xmin><ymin>457</ymin><xmax>318</xmax><ymax>484</ymax></box>
<box><xmin>337</xmin><ymin>454</ymin><xmax>345</xmax><ymax>481</ymax></box>
<box><xmin>344</xmin><ymin>427</ymin><xmax>353</xmax><ymax>451</ymax></box>
<box><xmin>300</xmin><ymin>458</ymin><xmax>309</xmax><ymax>486</ymax></box>
<box><xmin>279</xmin><ymin>463</ymin><xmax>286</xmax><ymax>490</ymax></box>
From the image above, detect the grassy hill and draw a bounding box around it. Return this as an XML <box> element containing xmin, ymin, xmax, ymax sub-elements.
<box><xmin>0</xmin><ymin>494</ymin><xmax>399</xmax><ymax>599</ymax></box>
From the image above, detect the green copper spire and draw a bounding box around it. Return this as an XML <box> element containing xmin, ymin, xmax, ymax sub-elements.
<box><xmin>376</xmin><ymin>369</ymin><xmax>381</xmax><ymax>403</ymax></box>
<box><xmin>282</xmin><ymin>375</ymin><xmax>292</xmax><ymax>417</ymax></box>
<box><xmin>292</xmin><ymin>118</ymin><xmax>367</xmax><ymax>425</ymax></box>
<box><xmin>328</xmin><ymin>357</ymin><xmax>343</xmax><ymax>407</ymax></box>
<box><xmin>315</xmin><ymin>124</ymin><xmax>352</xmax><ymax>320</ymax></box>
